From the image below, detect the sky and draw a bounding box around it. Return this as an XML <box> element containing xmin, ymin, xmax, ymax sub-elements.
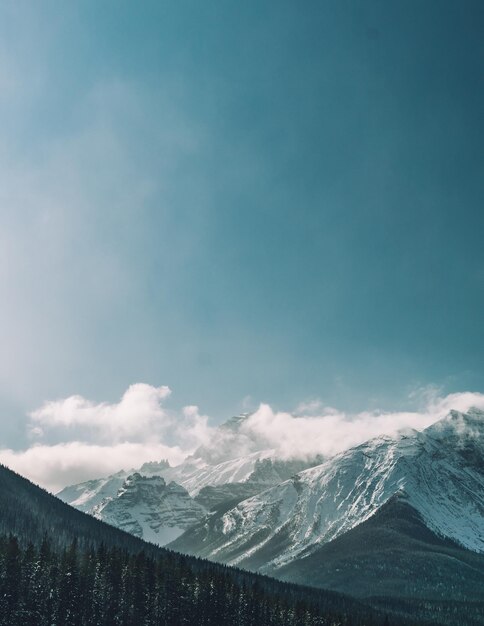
<box><xmin>0</xmin><ymin>1</ymin><xmax>483</xmax><ymax>489</ymax></box>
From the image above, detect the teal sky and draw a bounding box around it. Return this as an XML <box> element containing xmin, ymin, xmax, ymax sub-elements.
<box><xmin>1</xmin><ymin>0</ymin><xmax>484</xmax><ymax>447</ymax></box>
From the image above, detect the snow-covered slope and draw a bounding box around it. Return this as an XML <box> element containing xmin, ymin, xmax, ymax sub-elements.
<box><xmin>161</xmin><ymin>450</ymin><xmax>277</xmax><ymax>494</ymax></box>
<box><xmin>171</xmin><ymin>409</ymin><xmax>484</xmax><ymax>572</ymax></box>
<box><xmin>92</xmin><ymin>473</ymin><xmax>207</xmax><ymax>545</ymax></box>
<box><xmin>57</xmin><ymin>471</ymin><xmax>129</xmax><ymax>512</ymax></box>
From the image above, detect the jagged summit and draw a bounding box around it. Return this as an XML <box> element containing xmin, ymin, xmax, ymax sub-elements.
<box><xmin>423</xmin><ymin>408</ymin><xmax>484</xmax><ymax>470</ymax></box>
<box><xmin>139</xmin><ymin>459</ymin><xmax>171</xmax><ymax>474</ymax></box>
<box><xmin>220</xmin><ymin>412</ymin><xmax>252</xmax><ymax>431</ymax></box>
<box><xmin>92</xmin><ymin>472</ymin><xmax>207</xmax><ymax>546</ymax></box>
<box><xmin>467</xmin><ymin>406</ymin><xmax>484</xmax><ymax>419</ymax></box>
<box><xmin>425</xmin><ymin>406</ymin><xmax>484</xmax><ymax>437</ymax></box>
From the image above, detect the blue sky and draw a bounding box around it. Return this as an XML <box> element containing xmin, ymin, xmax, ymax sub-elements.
<box><xmin>1</xmin><ymin>0</ymin><xmax>484</xmax><ymax>456</ymax></box>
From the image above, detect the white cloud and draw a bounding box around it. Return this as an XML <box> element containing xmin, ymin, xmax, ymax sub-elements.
<box><xmin>1</xmin><ymin>384</ymin><xmax>484</xmax><ymax>493</ymax></box>
<box><xmin>30</xmin><ymin>384</ymin><xmax>172</xmax><ymax>441</ymax></box>
<box><xmin>421</xmin><ymin>389</ymin><xmax>484</xmax><ymax>417</ymax></box>
<box><xmin>0</xmin><ymin>384</ymin><xmax>214</xmax><ymax>492</ymax></box>
<box><xmin>240</xmin><ymin>389</ymin><xmax>484</xmax><ymax>460</ymax></box>
<box><xmin>181</xmin><ymin>405</ymin><xmax>214</xmax><ymax>450</ymax></box>
<box><xmin>0</xmin><ymin>441</ymin><xmax>186</xmax><ymax>494</ymax></box>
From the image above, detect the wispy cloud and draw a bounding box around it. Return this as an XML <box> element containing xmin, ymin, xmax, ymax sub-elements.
<box><xmin>0</xmin><ymin>67</ymin><xmax>204</xmax><ymax>417</ymax></box>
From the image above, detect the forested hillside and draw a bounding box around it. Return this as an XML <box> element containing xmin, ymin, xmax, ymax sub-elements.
<box><xmin>0</xmin><ymin>463</ymin><xmax>159</xmax><ymax>554</ymax></box>
<box><xmin>0</xmin><ymin>534</ymin><xmax>415</xmax><ymax>626</ymax></box>
<box><xmin>0</xmin><ymin>463</ymin><xmax>413</xmax><ymax>625</ymax></box>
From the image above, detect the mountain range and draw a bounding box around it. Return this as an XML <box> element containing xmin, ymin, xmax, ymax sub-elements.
<box><xmin>58</xmin><ymin>414</ymin><xmax>317</xmax><ymax>545</ymax></box>
<box><xmin>58</xmin><ymin>407</ymin><xmax>484</xmax><ymax>624</ymax></box>
<box><xmin>3</xmin><ymin>459</ymin><xmax>400</xmax><ymax>626</ymax></box>
<box><xmin>173</xmin><ymin>410</ymin><xmax>483</xmax><ymax>567</ymax></box>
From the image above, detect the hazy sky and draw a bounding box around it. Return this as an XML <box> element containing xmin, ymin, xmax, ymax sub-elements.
<box><xmin>1</xmin><ymin>1</ymin><xmax>484</xmax><ymax>460</ymax></box>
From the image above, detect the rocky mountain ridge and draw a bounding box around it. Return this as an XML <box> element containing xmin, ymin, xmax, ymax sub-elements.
<box><xmin>91</xmin><ymin>473</ymin><xmax>207</xmax><ymax>545</ymax></box>
<box><xmin>57</xmin><ymin>414</ymin><xmax>319</xmax><ymax>544</ymax></box>
<box><xmin>171</xmin><ymin>409</ymin><xmax>484</xmax><ymax>572</ymax></box>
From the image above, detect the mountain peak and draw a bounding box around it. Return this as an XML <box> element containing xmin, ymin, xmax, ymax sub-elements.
<box><xmin>172</xmin><ymin>411</ymin><xmax>484</xmax><ymax>569</ymax></box>
<box><xmin>139</xmin><ymin>459</ymin><xmax>171</xmax><ymax>474</ymax></box>
<box><xmin>93</xmin><ymin>473</ymin><xmax>207</xmax><ymax>546</ymax></box>
<box><xmin>424</xmin><ymin>408</ymin><xmax>484</xmax><ymax>442</ymax></box>
<box><xmin>220</xmin><ymin>413</ymin><xmax>252</xmax><ymax>432</ymax></box>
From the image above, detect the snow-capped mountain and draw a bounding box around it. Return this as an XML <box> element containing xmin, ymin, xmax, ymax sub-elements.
<box><xmin>57</xmin><ymin>449</ymin><xmax>277</xmax><ymax>508</ymax></box>
<box><xmin>57</xmin><ymin>453</ymin><xmax>314</xmax><ymax>542</ymax></box>
<box><xmin>162</xmin><ymin>449</ymin><xmax>277</xmax><ymax>494</ymax></box>
<box><xmin>92</xmin><ymin>473</ymin><xmax>207</xmax><ymax>545</ymax></box>
<box><xmin>171</xmin><ymin>408</ymin><xmax>484</xmax><ymax>574</ymax></box>
<box><xmin>57</xmin><ymin>414</ymin><xmax>319</xmax><ymax>543</ymax></box>
<box><xmin>57</xmin><ymin>411</ymin><xmax>318</xmax><ymax>511</ymax></box>
<box><xmin>57</xmin><ymin>470</ymin><xmax>129</xmax><ymax>512</ymax></box>
<box><xmin>57</xmin><ymin>459</ymin><xmax>172</xmax><ymax>512</ymax></box>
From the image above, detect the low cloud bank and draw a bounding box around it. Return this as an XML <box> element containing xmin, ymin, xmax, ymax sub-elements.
<box><xmin>1</xmin><ymin>384</ymin><xmax>483</xmax><ymax>493</ymax></box>
<box><xmin>241</xmin><ymin>390</ymin><xmax>484</xmax><ymax>460</ymax></box>
<box><xmin>0</xmin><ymin>441</ymin><xmax>187</xmax><ymax>494</ymax></box>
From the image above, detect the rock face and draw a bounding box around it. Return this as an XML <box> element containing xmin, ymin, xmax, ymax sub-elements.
<box><xmin>92</xmin><ymin>473</ymin><xmax>207</xmax><ymax>545</ymax></box>
<box><xmin>171</xmin><ymin>409</ymin><xmax>484</xmax><ymax>574</ymax></box>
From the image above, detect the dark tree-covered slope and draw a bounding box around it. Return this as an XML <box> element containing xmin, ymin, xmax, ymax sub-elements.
<box><xmin>0</xmin><ymin>464</ymin><xmax>419</xmax><ymax>626</ymax></box>
<box><xmin>0</xmin><ymin>463</ymin><xmax>161</xmax><ymax>554</ymax></box>
<box><xmin>0</xmin><ymin>535</ymin><xmax>394</xmax><ymax>626</ymax></box>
